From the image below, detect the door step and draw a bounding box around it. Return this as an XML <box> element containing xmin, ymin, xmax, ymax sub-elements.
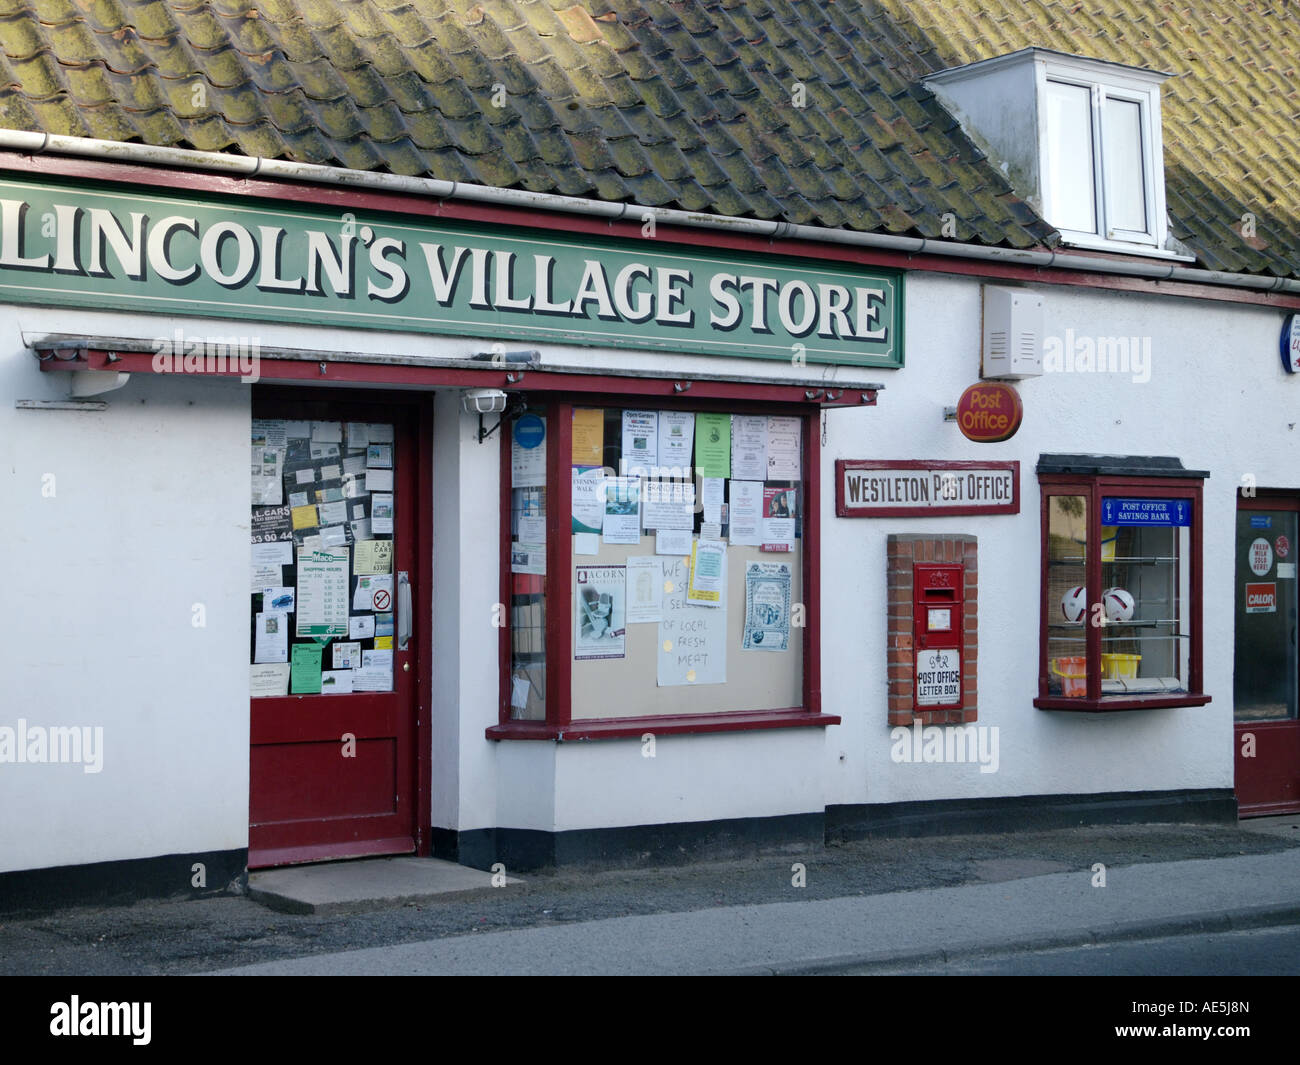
<box><xmin>247</xmin><ymin>856</ymin><xmax>523</xmax><ymax>914</ymax></box>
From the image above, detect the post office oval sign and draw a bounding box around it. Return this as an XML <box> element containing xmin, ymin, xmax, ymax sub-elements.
<box><xmin>955</xmin><ymin>382</ymin><xmax>1023</xmax><ymax>443</ymax></box>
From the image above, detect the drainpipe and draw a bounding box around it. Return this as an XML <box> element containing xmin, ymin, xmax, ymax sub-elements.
<box><xmin>1</xmin><ymin>130</ymin><xmax>1297</xmax><ymax>296</ymax></box>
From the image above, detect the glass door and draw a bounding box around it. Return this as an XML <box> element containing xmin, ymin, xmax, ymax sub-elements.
<box><xmin>1234</xmin><ymin>499</ymin><xmax>1300</xmax><ymax>814</ymax></box>
<box><xmin>248</xmin><ymin>397</ymin><xmax>420</xmax><ymax>866</ymax></box>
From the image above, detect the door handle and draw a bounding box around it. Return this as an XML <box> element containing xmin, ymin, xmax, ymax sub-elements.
<box><xmin>397</xmin><ymin>570</ymin><xmax>411</xmax><ymax>651</ymax></box>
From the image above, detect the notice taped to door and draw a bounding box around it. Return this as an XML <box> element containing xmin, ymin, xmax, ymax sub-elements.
<box><xmin>915</xmin><ymin>648</ymin><xmax>961</xmax><ymax>706</ymax></box>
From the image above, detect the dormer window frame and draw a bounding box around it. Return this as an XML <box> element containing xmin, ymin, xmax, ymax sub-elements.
<box><xmin>1036</xmin><ymin>54</ymin><xmax>1169</xmax><ymax>255</ymax></box>
<box><xmin>924</xmin><ymin>48</ymin><xmax>1190</xmax><ymax>262</ymax></box>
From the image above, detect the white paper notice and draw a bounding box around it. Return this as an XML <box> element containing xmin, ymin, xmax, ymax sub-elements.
<box><xmin>371</xmin><ymin>494</ymin><xmax>394</xmax><ymax>534</ymax></box>
<box><xmin>296</xmin><ymin>548</ymin><xmax>350</xmax><ymax>638</ymax></box>
<box><xmin>511</xmin><ymin>422</ymin><xmax>546</xmax><ymax>488</ymax></box>
<box><xmin>251</xmin><ymin>564</ymin><xmax>282</xmax><ymax>593</ymax></box>
<box><xmin>353</xmin><ymin>573</ymin><xmax>395</xmax><ymax>612</ymax></box>
<box><xmin>602</xmin><ymin>476</ymin><xmax>642</xmax><ymax>545</ymax></box>
<box><xmin>510</xmin><ymin>542</ymin><xmax>546</xmax><ymax>575</ymax></box>
<box><xmin>728</xmin><ymin>480</ymin><xmax>763</xmax><ymax>545</ymax></box>
<box><xmin>766</xmin><ymin>416</ymin><xmax>801</xmax><ymax>479</ymax></box>
<box><xmin>284</xmin><ymin>420</ymin><xmax>311</xmax><ymax>439</ymax></box>
<box><xmin>365</xmin><ymin>467</ymin><xmax>393</xmax><ymax>492</ymax></box>
<box><xmin>319</xmin><ymin>525</ymin><xmax>347</xmax><ymax>547</ymax></box>
<box><xmin>658</xmin><ymin>555</ymin><xmax>726</xmax><ymax>686</ymax></box>
<box><xmin>702</xmin><ymin>477</ymin><xmax>725</xmax><ymax>525</ymax></box>
<box><xmin>319</xmin><ymin>500</ymin><xmax>348</xmax><ymax>526</ymax></box>
<box><xmin>730</xmin><ymin>415</ymin><xmax>768</xmax><ymax>480</ymax></box>
<box><xmin>656</xmin><ymin>529</ymin><xmax>693</xmax><ymax>556</ymax></box>
<box><xmin>657</xmin><ymin>410</ymin><xmax>694</xmax><ymax>470</ymax></box>
<box><xmin>311</xmin><ymin>421</ymin><xmax>343</xmax><ymax>443</ymax></box>
<box><xmin>368</xmin><ymin>423</ymin><xmax>395</xmax><ymax>443</ymax></box>
<box><xmin>621</xmin><ymin>410</ymin><xmax>658</xmax><ymax>474</ymax></box>
<box><xmin>250</xmin><ymin>663</ymin><xmax>290</xmax><ymax>697</ymax></box>
<box><xmin>333</xmin><ymin>642</ymin><xmax>362</xmax><ymax>670</ymax></box>
<box><xmin>252</xmin><ymin>541</ymin><xmax>294</xmax><ymax>567</ymax></box>
<box><xmin>574</xmin><ymin>532</ymin><xmax>600</xmax><ymax>556</ymax></box>
<box><xmin>346</xmin><ymin>423</ymin><xmax>370</xmax><ymax>450</ymax></box>
<box><xmin>626</xmin><ymin>556</ymin><xmax>663</xmax><ymax>623</ymax></box>
<box><xmin>352</xmin><ymin>668</ymin><xmax>390</xmax><ymax>692</ymax></box>
<box><xmin>349</xmin><ymin>614</ymin><xmax>376</xmax><ymax>639</ymax></box>
<box><xmin>254</xmin><ymin>611</ymin><xmax>288</xmax><ymax>663</ymax></box>
<box><xmin>642</xmin><ymin>478</ymin><xmax>695</xmax><ymax>531</ymax></box>
<box><xmin>261</xmin><ymin>586</ymin><xmax>295</xmax><ymax>613</ymax></box>
<box><xmin>320</xmin><ymin>670</ymin><xmax>354</xmax><ymax>694</ymax></box>
<box><xmin>252</xmin><ymin>447</ymin><xmax>284</xmax><ymax>505</ymax></box>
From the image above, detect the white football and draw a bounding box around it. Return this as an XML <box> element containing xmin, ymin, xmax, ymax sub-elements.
<box><xmin>1102</xmin><ymin>587</ymin><xmax>1135</xmax><ymax>622</ymax></box>
<box><xmin>1061</xmin><ymin>585</ymin><xmax>1087</xmax><ymax>623</ymax></box>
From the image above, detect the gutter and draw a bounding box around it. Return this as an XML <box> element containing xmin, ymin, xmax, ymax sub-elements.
<box><xmin>0</xmin><ymin>129</ymin><xmax>1296</xmax><ymax>297</ymax></box>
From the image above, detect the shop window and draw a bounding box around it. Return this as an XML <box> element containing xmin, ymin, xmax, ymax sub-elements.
<box><xmin>1036</xmin><ymin>456</ymin><xmax>1209</xmax><ymax>712</ymax></box>
<box><xmin>496</xmin><ymin>398</ymin><xmax>827</xmax><ymax>738</ymax></box>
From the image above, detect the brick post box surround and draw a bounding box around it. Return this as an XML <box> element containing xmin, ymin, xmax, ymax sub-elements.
<box><xmin>886</xmin><ymin>534</ymin><xmax>978</xmax><ymax>726</ymax></box>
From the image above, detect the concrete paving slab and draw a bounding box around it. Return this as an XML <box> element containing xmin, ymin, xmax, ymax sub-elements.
<box><xmin>1237</xmin><ymin>814</ymin><xmax>1300</xmax><ymax>841</ymax></box>
<box><xmin>247</xmin><ymin>857</ymin><xmax>522</xmax><ymax>915</ymax></box>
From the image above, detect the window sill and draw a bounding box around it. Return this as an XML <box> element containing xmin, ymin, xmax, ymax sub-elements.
<box><xmin>1053</xmin><ymin>234</ymin><xmax>1196</xmax><ymax>262</ymax></box>
<box><xmin>487</xmin><ymin>707</ymin><xmax>841</xmax><ymax>741</ymax></box>
<box><xmin>1034</xmin><ymin>694</ymin><xmax>1212</xmax><ymax>713</ymax></box>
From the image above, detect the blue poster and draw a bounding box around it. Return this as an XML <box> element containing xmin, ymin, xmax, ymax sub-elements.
<box><xmin>1101</xmin><ymin>497</ymin><xmax>1191</xmax><ymax>526</ymax></box>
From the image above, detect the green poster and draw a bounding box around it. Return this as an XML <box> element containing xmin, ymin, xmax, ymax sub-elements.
<box><xmin>694</xmin><ymin>413</ymin><xmax>731</xmax><ymax>479</ymax></box>
<box><xmin>291</xmin><ymin>643</ymin><xmax>323</xmax><ymax>694</ymax></box>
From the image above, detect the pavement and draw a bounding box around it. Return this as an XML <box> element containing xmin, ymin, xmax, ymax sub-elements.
<box><xmin>2</xmin><ymin>816</ymin><xmax>1298</xmax><ymax>975</ymax></box>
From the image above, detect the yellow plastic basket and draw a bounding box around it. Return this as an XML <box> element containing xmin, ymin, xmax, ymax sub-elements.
<box><xmin>1101</xmin><ymin>653</ymin><xmax>1141</xmax><ymax>680</ymax></box>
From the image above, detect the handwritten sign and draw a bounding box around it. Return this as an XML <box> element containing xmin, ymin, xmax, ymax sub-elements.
<box><xmin>657</xmin><ymin>556</ymin><xmax>726</xmax><ymax>686</ymax></box>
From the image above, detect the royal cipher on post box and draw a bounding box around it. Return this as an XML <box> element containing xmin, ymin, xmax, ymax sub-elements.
<box><xmin>913</xmin><ymin>563</ymin><xmax>964</xmax><ymax>711</ymax></box>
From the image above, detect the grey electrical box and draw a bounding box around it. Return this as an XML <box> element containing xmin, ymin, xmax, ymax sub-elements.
<box><xmin>981</xmin><ymin>286</ymin><xmax>1044</xmax><ymax>379</ymax></box>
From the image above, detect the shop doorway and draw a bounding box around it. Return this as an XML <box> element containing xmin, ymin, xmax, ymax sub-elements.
<box><xmin>248</xmin><ymin>391</ymin><xmax>427</xmax><ymax>867</ymax></box>
<box><xmin>1233</xmin><ymin>495</ymin><xmax>1300</xmax><ymax>815</ymax></box>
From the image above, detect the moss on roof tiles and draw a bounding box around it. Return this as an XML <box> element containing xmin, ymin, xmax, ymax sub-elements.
<box><xmin>3</xmin><ymin>0</ymin><xmax>1293</xmax><ymax>273</ymax></box>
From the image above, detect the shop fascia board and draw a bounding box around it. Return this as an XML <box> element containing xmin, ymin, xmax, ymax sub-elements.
<box><xmin>29</xmin><ymin>335</ymin><xmax>881</xmax><ymax>407</ymax></box>
<box><xmin>1</xmin><ymin>131</ymin><xmax>1297</xmax><ymax>300</ymax></box>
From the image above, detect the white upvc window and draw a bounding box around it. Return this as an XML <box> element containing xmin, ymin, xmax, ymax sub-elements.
<box><xmin>1039</xmin><ymin>63</ymin><xmax>1167</xmax><ymax>253</ymax></box>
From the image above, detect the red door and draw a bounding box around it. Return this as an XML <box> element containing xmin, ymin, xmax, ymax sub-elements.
<box><xmin>1234</xmin><ymin>495</ymin><xmax>1300</xmax><ymax>815</ymax></box>
<box><xmin>248</xmin><ymin>393</ymin><xmax>422</xmax><ymax>867</ymax></box>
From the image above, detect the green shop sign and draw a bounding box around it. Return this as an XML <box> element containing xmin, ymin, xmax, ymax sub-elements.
<box><xmin>0</xmin><ymin>175</ymin><xmax>902</xmax><ymax>368</ymax></box>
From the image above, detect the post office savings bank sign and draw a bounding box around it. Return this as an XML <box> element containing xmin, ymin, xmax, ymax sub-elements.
<box><xmin>0</xmin><ymin>177</ymin><xmax>902</xmax><ymax>368</ymax></box>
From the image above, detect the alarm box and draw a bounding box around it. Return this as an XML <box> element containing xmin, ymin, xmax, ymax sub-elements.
<box><xmin>913</xmin><ymin>563</ymin><xmax>964</xmax><ymax>710</ymax></box>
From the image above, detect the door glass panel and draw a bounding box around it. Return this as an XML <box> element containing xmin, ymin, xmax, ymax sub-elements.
<box><xmin>250</xmin><ymin>419</ymin><xmax>396</xmax><ymax>696</ymax></box>
<box><xmin>1046</xmin><ymin>495</ymin><xmax>1088</xmax><ymax>697</ymax></box>
<box><xmin>1234</xmin><ymin>510</ymin><xmax>1298</xmax><ymax>721</ymax></box>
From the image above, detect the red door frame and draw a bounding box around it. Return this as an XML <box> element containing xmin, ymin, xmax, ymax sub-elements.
<box><xmin>249</xmin><ymin>386</ymin><xmax>433</xmax><ymax>865</ymax></box>
<box><xmin>1235</xmin><ymin>492</ymin><xmax>1300</xmax><ymax>816</ymax></box>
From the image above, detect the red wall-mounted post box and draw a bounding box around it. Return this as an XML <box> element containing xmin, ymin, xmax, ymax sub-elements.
<box><xmin>913</xmin><ymin>563</ymin><xmax>964</xmax><ymax>711</ymax></box>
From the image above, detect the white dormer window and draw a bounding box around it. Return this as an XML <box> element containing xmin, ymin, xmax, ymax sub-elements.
<box><xmin>925</xmin><ymin>49</ymin><xmax>1186</xmax><ymax>259</ymax></box>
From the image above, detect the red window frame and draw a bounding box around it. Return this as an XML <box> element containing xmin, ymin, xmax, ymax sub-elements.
<box><xmin>488</xmin><ymin>393</ymin><xmax>838</xmax><ymax>740</ymax></box>
<box><xmin>1036</xmin><ymin>471</ymin><xmax>1210</xmax><ymax>712</ymax></box>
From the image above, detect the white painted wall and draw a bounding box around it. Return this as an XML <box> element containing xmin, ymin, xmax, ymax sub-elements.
<box><xmin>822</xmin><ymin>273</ymin><xmax>1285</xmax><ymax>809</ymax></box>
<box><xmin>0</xmin><ymin>306</ymin><xmax>248</xmax><ymax>873</ymax></box>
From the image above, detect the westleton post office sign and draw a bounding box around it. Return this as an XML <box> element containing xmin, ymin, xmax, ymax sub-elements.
<box><xmin>0</xmin><ymin>175</ymin><xmax>902</xmax><ymax>368</ymax></box>
<box><xmin>836</xmin><ymin>460</ymin><xmax>1020</xmax><ymax>518</ymax></box>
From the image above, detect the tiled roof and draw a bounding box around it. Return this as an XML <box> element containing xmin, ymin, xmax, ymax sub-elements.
<box><xmin>0</xmin><ymin>1</ymin><xmax>1294</xmax><ymax>276</ymax></box>
<box><xmin>881</xmin><ymin>0</ymin><xmax>1300</xmax><ymax>277</ymax></box>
